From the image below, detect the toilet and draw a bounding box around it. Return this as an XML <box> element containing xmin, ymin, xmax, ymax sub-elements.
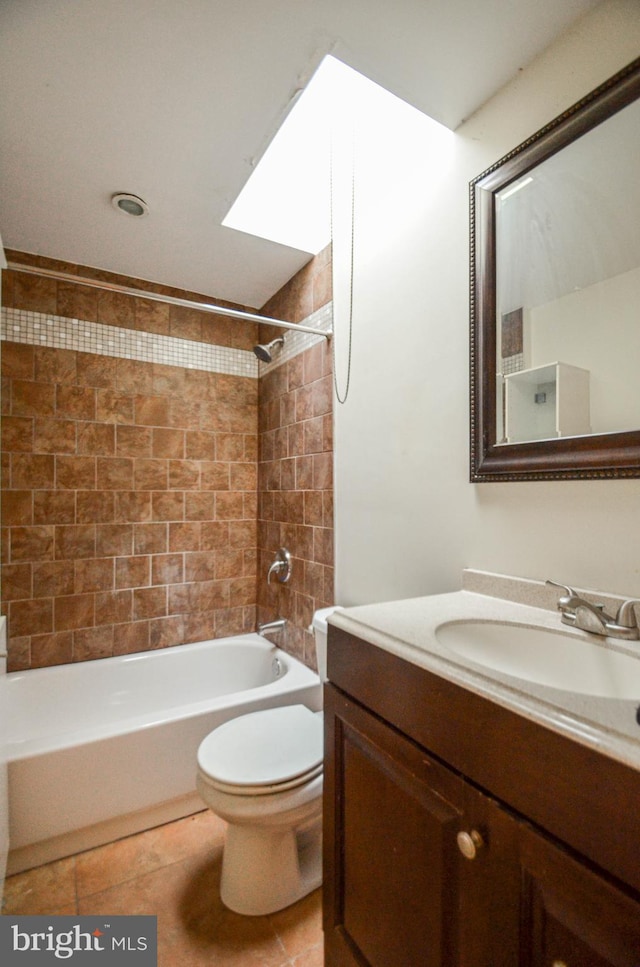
<box><xmin>196</xmin><ymin>606</ymin><xmax>338</xmax><ymax>916</ymax></box>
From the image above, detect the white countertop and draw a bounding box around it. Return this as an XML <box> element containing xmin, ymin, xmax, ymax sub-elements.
<box><xmin>329</xmin><ymin>582</ymin><xmax>640</xmax><ymax>773</ymax></box>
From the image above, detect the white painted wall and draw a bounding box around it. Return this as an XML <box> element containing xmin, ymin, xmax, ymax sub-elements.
<box><xmin>333</xmin><ymin>0</ymin><xmax>640</xmax><ymax>606</ymax></box>
<box><xmin>530</xmin><ymin>265</ymin><xmax>640</xmax><ymax>434</ymax></box>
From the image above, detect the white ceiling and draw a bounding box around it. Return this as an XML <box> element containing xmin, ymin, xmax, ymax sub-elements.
<box><xmin>0</xmin><ymin>0</ymin><xmax>599</xmax><ymax>308</ymax></box>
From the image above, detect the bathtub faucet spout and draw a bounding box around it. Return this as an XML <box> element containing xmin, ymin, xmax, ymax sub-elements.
<box><xmin>258</xmin><ymin>618</ymin><xmax>286</xmax><ymax>637</ymax></box>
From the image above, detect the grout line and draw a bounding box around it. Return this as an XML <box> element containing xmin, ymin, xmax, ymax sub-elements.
<box><xmin>75</xmin><ymin>844</ymin><xmax>220</xmax><ymax>904</ymax></box>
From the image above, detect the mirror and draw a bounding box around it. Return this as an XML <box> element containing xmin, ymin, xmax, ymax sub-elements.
<box><xmin>470</xmin><ymin>57</ymin><xmax>640</xmax><ymax>481</ymax></box>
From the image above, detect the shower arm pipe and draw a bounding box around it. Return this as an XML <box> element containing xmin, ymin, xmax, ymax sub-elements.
<box><xmin>6</xmin><ymin>262</ymin><xmax>333</xmax><ymax>340</ymax></box>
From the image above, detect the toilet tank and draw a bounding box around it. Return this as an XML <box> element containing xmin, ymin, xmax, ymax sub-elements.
<box><xmin>311</xmin><ymin>607</ymin><xmax>341</xmax><ymax>682</ymax></box>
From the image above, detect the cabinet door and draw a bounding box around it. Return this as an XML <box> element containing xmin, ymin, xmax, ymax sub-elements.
<box><xmin>323</xmin><ymin>684</ymin><xmax>640</xmax><ymax>967</ymax></box>
<box><xmin>324</xmin><ymin>686</ymin><xmax>465</xmax><ymax>967</ymax></box>
<box><xmin>519</xmin><ymin>823</ymin><xmax>640</xmax><ymax>967</ymax></box>
<box><xmin>457</xmin><ymin>782</ymin><xmax>521</xmax><ymax>967</ymax></box>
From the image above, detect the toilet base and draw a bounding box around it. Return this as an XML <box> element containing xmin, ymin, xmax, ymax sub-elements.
<box><xmin>220</xmin><ymin>817</ymin><xmax>322</xmax><ymax>915</ymax></box>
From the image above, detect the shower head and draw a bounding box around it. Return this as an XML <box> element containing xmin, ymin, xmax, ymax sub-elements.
<box><xmin>253</xmin><ymin>336</ymin><xmax>284</xmax><ymax>363</ymax></box>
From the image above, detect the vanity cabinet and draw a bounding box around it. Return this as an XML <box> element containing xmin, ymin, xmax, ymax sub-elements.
<box><xmin>323</xmin><ymin>626</ymin><xmax>640</xmax><ymax>967</ymax></box>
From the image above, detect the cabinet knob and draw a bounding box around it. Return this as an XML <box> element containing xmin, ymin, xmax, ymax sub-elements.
<box><xmin>457</xmin><ymin>829</ymin><xmax>484</xmax><ymax>860</ymax></box>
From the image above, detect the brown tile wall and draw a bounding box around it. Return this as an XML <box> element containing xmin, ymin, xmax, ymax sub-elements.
<box><xmin>1</xmin><ymin>249</ymin><xmax>335</xmax><ymax>674</ymax></box>
<box><xmin>2</xmin><ymin>251</ymin><xmax>255</xmax><ymax>351</ymax></box>
<box><xmin>1</xmin><ymin>256</ymin><xmax>259</xmax><ymax>671</ymax></box>
<box><xmin>257</xmin><ymin>247</ymin><xmax>334</xmax><ymax>670</ymax></box>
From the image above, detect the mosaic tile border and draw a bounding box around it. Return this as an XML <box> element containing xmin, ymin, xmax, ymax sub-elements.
<box><xmin>1</xmin><ymin>303</ymin><xmax>333</xmax><ymax>377</ymax></box>
<box><xmin>502</xmin><ymin>352</ymin><xmax>524</xmax><ymax>376</ymax></box>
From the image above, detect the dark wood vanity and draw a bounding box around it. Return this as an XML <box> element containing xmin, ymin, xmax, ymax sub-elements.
<box><xmin>323</xmin><ymin>623</ymin><xmax>640</xmax><ymax>967</ymax></box>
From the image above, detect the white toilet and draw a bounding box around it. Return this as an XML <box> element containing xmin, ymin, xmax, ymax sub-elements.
<box><xmin>196</xmin><ymin>606</ymin><xmax>338</xmax><ymax>916</ymax></box>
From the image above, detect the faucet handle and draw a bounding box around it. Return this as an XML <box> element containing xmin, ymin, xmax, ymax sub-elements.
<box><xmin>615</xmin><ymin>599</ymin><xmax>640</xmax><ymax>630</ymax></box>
<box><xmin>267</xmin><ymin>547</ymin><xmax>292</xmax><ymax>585</ymax></box>
<box><xmin>545</xmin><ymin>579</ymin><xmax>578</xmax><ymax>605</ymax></box>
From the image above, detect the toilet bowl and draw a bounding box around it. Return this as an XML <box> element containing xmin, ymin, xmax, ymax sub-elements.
<box><xmin>196</xmin><ymin>606</ymin><xmax>339</xmax><ymax>915</ymax></box>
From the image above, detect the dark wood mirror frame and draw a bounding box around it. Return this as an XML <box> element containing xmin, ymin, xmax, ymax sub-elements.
<box><xmin>470</xmin><ymin>57</ymin><xmax>640</xmax><ymax>482</ymax></box>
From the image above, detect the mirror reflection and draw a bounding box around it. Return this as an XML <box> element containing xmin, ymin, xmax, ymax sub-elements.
<box><xmin>495</xmin><ymin>96</ymin><xmax>640</xmax><ymax>446</ymax></box>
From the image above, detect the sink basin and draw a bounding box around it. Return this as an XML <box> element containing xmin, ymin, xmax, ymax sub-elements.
<box><xmin>435</xmin><ymin>620</ymin><xmax>640</xmax><ymax>699</ymax></box>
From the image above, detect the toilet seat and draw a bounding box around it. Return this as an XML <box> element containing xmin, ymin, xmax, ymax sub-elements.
<box><xmin>197</xmin><ymin>704</ymin><xmax>323</xmax><ymax>796</ymax></box>
<box><xmin>198</xmin><ymin>762</ymin><xmax>323</xmax><ymax>797</ymax></box>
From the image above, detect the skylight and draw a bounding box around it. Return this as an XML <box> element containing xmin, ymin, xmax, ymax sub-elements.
<box><xmin>223</xmin><ymin>55</ymin><xmax>453</xmax><ymax>255</ymax></box>
<box><xmin>222</xmin><ymin>56</ymin><xmax>343</xmax><ymax>254</ymax></box>
<box><xmin>222</xmin><ymin>57</ymin><xmax>387</xmax><ymax>253</ymax></box>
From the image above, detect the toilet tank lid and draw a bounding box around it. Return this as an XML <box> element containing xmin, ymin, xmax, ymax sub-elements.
<box><xmin>312</xmin><ymin>606</ymin><xmax>342</xmax><ymax>634</ymax></box>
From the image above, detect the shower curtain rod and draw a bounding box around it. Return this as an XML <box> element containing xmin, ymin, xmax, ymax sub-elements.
<box><xmin>7</xmin><ymin>263</ymin><xmax>333</xmax><ymax>339</ymax></box>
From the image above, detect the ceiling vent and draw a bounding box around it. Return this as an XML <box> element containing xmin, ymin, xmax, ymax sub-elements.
<box><xmin>111</xmin><ymin>193</ymin><xmax>148</xmax><ymax>217</ymax></box>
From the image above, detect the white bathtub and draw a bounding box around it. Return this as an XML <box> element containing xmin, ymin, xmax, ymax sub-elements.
<box><xmin>6</xmin><ymin>633</ymin><xmax>322</xmax><ymax>874</ymax></box>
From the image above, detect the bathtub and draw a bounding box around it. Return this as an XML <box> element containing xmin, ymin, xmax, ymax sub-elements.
<box><xmin>5</xmin><ymin>633</ymin><xmax>322</xmax><ymax>874</ymax></box>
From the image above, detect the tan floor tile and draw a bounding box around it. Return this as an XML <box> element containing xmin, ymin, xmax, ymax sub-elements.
<box><xmin>76</xmin><ymin>810</ymin><xmax>225</xmax><ymax>898</ymax></box>
<box><xmin>291</xmin><ymin>942</ymin><xmax>324</xmax><ymax>967</ymax></box>
<box><xmin>2</xmin><ymin>813</ymin><xmax>324</xmax><ymax>965</ymax></box>
<box><xmin>269</xmin><ymin>888</ymin><xmax>322</xmax><ymax>960</ymax></box>
<box><xmin>79</xmin><ymin>848</ymin><xmax>291</xmax><ymax>967</ymax></box>
<box><xmin>2</xmin><ymin>856</ymin><xmax>77</xmax><ymax>915</ymax></box>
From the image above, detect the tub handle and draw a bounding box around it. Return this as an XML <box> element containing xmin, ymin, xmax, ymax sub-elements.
<box><xmin>267</xmin><ymin>547</ymin><xmax>292</xmax><ymax>585</ymax></box>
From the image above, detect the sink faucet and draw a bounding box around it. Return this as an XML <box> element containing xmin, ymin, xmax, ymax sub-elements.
<box><xmin>546</xmin><ymin>580</ymin><xmax>640</xmax><ymax>641</ymax></box>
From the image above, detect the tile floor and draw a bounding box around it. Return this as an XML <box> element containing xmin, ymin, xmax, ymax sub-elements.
<box><xmin>2</xmin><ymin>810</ymin><xmax>324</xmax><ymax>966</ymax></box>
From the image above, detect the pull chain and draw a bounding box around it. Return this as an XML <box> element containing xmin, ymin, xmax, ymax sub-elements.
<box><xmin>329</xmin><ymin>128</ymin><xmax>354</xmax><ymax>405</ymax></box>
